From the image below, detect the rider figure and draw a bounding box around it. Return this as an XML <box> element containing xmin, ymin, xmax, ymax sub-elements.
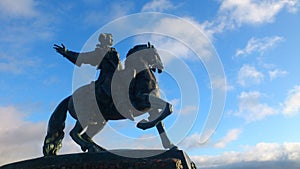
<box><xmin>54</xmin><ymin>33</ymin><xmax>135</xmax><ymax>120</ymax></box>
<box><xmin>54</xmin><ymin>33</ymin><xmax>121</xmax><ymax>98</ymax></box>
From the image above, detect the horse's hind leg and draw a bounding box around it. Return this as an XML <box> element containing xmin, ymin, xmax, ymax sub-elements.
<box><xmin>43</xmin><ymin>96</ymin><xmax>71</xmax><ymax>156</ymax></box>
<box><xmin>81</xmin><ymin>120</ymin><xmax>107</xmax><ymax>152</ymax></box>
<box><xmin>69</xmin><ymin>121</ymin><xmax>93</xmax><ymax>152</ymax></box>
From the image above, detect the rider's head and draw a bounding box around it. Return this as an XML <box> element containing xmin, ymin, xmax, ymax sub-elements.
<box><xmin>98</xmin><ymin>33</ymin><xmax>113</xmax><ymax>47</ymax></box>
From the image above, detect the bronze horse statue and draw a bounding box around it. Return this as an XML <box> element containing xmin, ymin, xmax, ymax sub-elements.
<box><xmin>43</xmin><ymin>43</ymin><xmax>176</xmax><ymax>156</ymax></box>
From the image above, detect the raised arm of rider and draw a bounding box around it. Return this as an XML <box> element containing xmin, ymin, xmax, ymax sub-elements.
<box><xmin>54</xmin><ymin>44</ymin><xmax>78</xmax><ymax>65</ymax></box>
<box><xmin>53</xmin><ymin>44</ymin><xmax>102</xmax><ymax>67</ymax></box>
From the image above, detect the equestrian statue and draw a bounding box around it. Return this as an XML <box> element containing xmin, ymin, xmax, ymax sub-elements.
<box><xmin>43</xmin><ymin>33</ymin><xmax>177</xmax><ymax>156</ymax></box>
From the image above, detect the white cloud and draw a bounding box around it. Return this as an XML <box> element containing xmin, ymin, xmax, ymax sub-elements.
<box><xmin>269</xmin><ymin>69</ymin><xmax>288</xmax><ymax>80</ymax></box>
<box><xmin>214</xmin><ymin>129</ymin><xmax>242</xmax><ymax>148</ymax></box>
<box><xmin>141</xmin><ymin>0</ymin><xmax>177</xmax><ymax>12</ymax></box>
<box><xmin>0</xmin><ymin>106</ymin><xmax>46</xmax><ymax>165</ymax></box>
<box><xmin>234</xmin><ymin>91</ymin><xmax>277</xmax><ymax>122</ymax></box>
<box><xmin>84</xmin><ymin>1</ymin><xmax>134</xmax><ymax>26</ymax></box>
<box><xmin>236</xmin><ymin>36</ymin><xmax>284</xmax><ymax>57</ymax></box>
<box><xmin>0</xmin><ymin>54</ymin><xmax>37</xmax><ymax>74</ymax></box>
<box><xmin>133</xmin><ymin>16</ymin><xmax>214</xmax><ymax>62</ymax></box>
<box><xmin>180</xmin><ymin>105</ymin><xmax>198</xmax><ymax>115</ymax></box>
<box><xmin>0</xmin><ymin>105</ymin><xmax>85</xmax><ymax>165</ymax></box>
<box><xmin>0</xmin><ymin>1</ymin><xmax>55</xmax><ymax>50</ymax></box>
<box><xmin>0</xmin><ymin>20</ymin><xmax>54</xmax><ymax>45</ymax></box>
<box><xmin>170</xmin><ymin>98</ymin><xmax>180</xmax><ymax>107</ymax></box>
<box><xmin>0</xmin><ymin>1</ymin><xmax>56</xmax><ymax>75</ymax></box>
<box><xmin>211</xmin><ymin>77</ymin><xmax>234</xmax><ymax>91</ymax></box>
<box><xmin>139</xmin><ymin>37</ymin><xmax>191</xmax><ymax>63</ymax></box>
<box><xmin>0</xmin><ymin>0</ymin><xmax>38</xmax><ymax>18</ymax></box>
<box><xmin>238</xmin><ymin>64</ymin><xmax>264</xmax><ymax>86</ymax></box>
<box><xmin>286</xmin><ymin>0</ymin><xmax>300</xmax><ymax>13</ymax></box>
<box><xmin>43</xmin><ymin>76</ymin><xmax>60</xmax><ymax>86</ymax></box>
<box><xmin>283</xmin><ymin>86</ymin><xmax>300</xmax><ymax>116</ymax></box>
<box><xmin>192</xmin><ymin>142</ymin><xmax>300</xmax><ymax>168</ymax></box>
<box><xmin>179</xmin><ymin>133</ymin><xmax>203</xmax><ymax>149</ymax></box>
<box><xmin>219</xmin><ymin>0</ymin><xmax>298</xmax><ymax>26</ymax></box>
<box><xmin>179</xmin><ymin>128</ymin><xmax>241</xmax><ymax>149</ymax></box>
<box><xmin>203</xmin><ymin>0</ymin><xmax>299</xmax><ymax>35</ymax></box>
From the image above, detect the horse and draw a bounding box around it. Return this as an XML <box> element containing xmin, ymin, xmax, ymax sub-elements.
<box><xmin>43</xmin><ymin>43</ymin><xmax>176</xmax><ymax>156</ymax></box>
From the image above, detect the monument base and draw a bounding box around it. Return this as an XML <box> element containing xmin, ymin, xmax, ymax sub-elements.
<box><xmin>0</xmin><ymin>149</ymin><xmax>197</xmax><ymax>169</ymax></box>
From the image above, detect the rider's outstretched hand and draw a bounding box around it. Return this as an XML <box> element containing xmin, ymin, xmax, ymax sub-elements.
<box><xmin>53</xmin><ymin>44</ymin><xmax>67</xmax><ymax>56</ymax></box>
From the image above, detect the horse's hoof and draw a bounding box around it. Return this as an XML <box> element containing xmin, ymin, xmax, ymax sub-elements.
<box><xmin>137</xmin><ymin>119</ymin><xmax>155</xmax><ymax>130</ymax></box>
<box><xmin>43</xmin><ymin>132</ymin><xmax>64</xmax><ymax>156</ymax></box>
<box><xmin>81</xmin><ymin>146</ymin><xmax>88</xmax><ymax>152</ymax></box>
<box><xmin>87</xmin><ymin>146</ymin><xmax>99</xmax><ymax>153</ymax></box>
<box><xmin>162</xmin><ymin>142</ymin><xmax>177</xmax><ymax>150</ymax></box>
<box><xmin>169</xmin><ymin>146</ymin><xmax>179</xmax><ymax>151</ymax></box>
<box><xmin>43</xmin><ymin>143</ymin><xmax>56</xmax><ymax>156</ymax></box>
<box><xmin>87</xmin><ymin>144</ymin><xmax>106</xmax><ymax>153</ymax></box>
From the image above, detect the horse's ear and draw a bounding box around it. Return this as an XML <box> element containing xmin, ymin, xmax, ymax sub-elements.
<box><xmin>147</xmin><ymin>42</ymin><xmax>154</xmax><ymax>48</ymax></box>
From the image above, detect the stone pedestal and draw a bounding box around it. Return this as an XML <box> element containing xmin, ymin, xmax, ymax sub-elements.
<box><xmin>0</xmin><ymin>149</ymin><xmax>197</xmax><ymax>169</ymax></box>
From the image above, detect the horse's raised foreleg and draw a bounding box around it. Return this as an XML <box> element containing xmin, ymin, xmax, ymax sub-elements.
<box><xmin>137</xmin><ymin>95</ymin><xmax>173</xmax><ymax>130</ymax></box>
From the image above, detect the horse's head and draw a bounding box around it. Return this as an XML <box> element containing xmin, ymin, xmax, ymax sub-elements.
<box><xmin>125</xmin><ymin>42</ymin><xmax>164</xmax><ymax>73</ymax></box>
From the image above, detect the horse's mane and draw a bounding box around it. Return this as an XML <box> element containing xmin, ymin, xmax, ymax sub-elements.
<box><xmin>98</xmin><ymin>48</ymin><xmax>121</xmax><ymax>70</ymax></box>
<box><xmin>126</xmin><ymin>43</ymin><xmax>154</xmax><ymax>58</ymax></box>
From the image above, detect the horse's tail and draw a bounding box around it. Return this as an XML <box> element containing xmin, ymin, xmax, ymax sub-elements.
<box><xmin>43</xmin><ymin>96</ymin><xmax>71</xmax><ymax>156</ymax></box>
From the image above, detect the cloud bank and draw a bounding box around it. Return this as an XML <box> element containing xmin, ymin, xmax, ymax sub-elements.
<box><xmin>192</xmin><ymin>142</ymin><xmax>300</xmax><ymax>169</ymax></box>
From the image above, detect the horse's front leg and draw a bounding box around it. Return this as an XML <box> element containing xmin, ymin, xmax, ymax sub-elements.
<box><xmin>156</xmin><ymin>121</ymin><xmax>178</xmax><ymax>150</ymax></box>
<box><xmin>148</xmin><ymin>109</ymin><xmax>177</xmax><ymax>150</ymax></box>
<box><xmin>137</xmin><ymin>95</ymin><xmax>173</xmax><ymax>130</ymax></box>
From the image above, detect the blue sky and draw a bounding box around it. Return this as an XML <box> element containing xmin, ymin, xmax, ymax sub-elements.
<box><xmin>1</xmin><ymin>0</ymin><xmax>300</xmax><ymax>168</ymax></box>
